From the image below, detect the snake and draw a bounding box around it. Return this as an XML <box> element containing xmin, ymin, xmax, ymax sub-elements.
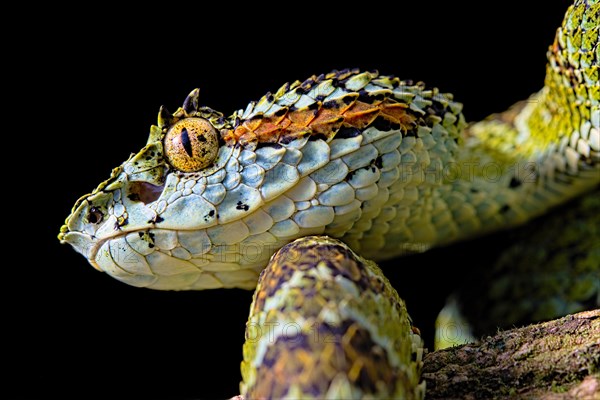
<box><xmin>59</xmin><ymin>0</ymin><xmax>598</xmax><ymax>398</ymax></box>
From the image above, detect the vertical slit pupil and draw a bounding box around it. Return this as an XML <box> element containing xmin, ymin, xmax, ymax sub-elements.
<box><xmin>180</xmin><ymin>127</ymin><xmax>194</xmax><ymax>157</ymax></box>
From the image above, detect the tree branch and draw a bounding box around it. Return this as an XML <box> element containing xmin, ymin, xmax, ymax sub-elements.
<box><xmin>422</xmin><ymin>310</ymin><xmax>599</xmax><ymax>399</ymax></box>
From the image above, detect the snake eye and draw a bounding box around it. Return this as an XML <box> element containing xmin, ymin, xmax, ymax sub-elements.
<box><xmin>164</xmin><ymin>117</ymin><xmax>219</xmax><ymax>172</ymax></box>
<box><xmin>87</xmin><ymin>207</ymin><xmax>104</xmax><ymax>224</ymax></box>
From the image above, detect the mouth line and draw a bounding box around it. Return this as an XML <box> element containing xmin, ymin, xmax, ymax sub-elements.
<box><xmin>64</xmin><ymin>217</ymin><xmax>231</xmax><ymax>272</ymax></box>
<box><xmin>67</xmin><ymin>225</ymin><xmax>191</xmax><ymax>270</ymax></box>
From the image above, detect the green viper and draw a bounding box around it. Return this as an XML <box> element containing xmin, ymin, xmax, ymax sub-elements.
<box><xmin>59</xmin><ymin>1</ymin><xmax>598</xmax><ymax>398</ymax></box>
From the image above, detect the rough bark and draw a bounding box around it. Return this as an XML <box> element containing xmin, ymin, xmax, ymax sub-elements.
<box><xmin>422</xmin><ymin>310</ymin><xmax>599</xmax><ymax>399</ymax></box>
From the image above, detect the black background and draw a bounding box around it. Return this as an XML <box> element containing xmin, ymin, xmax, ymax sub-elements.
<box><xmin>9</xmin><ymin>2</ymin><xmax>572</xmax><ymax>399</ymax></box>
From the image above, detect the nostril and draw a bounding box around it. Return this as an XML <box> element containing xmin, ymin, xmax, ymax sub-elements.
<box><xmin>127</xmin><ymin>181</ymin><xmax>165</xmax><ymax>204</ymax></box>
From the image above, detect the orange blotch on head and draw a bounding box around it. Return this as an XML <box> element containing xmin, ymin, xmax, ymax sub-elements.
<box><xmin>380</xmin><ymin>101</ymin><xmax>417</xmax><ymax>130</ymax></box>
<box><xmin>342</xmin><ymin>101</ymin><xmax>381</xmax><ymax>129</ymax></box>
<box><xmin>222</xmin><ymin>125</ymin><xmax>251</xmax><ymax>145</ymax></box>
<box><xmin>239</xmin><ymin>130</ymin><xmax>258</xmax><ymax>147</ymax></box>
<box><xmin>308</xmin><ymin>108</ymin><xmax>345</xmax><ymax>137</ymax></box>
<box><xmin>274</xmin><ymin>107</ymin><xmax>321</xmax><ymax>143</ymax></box>
<box><xmin>254</xmin><ymin>117</ymin><xmax>291</xmax><ymax>143</ymax></box>
<box><xmin>270</xmin><ymin>108</ymin><xmax>289</xmax><ymax>124</ymax></box>
<box><xmin>220</xmin><ymin>128</ymin><xmax>237</xmax><ymax>145</ymax></box>
<box><xmin>243</xmin><ymin>117</ymin><xmax>263</xmax><ymax>132</ymax></box>
<box><xmin>287</xmin><ymin>107</ymin><xmax>319</xmax><ymax>127</ymax></box>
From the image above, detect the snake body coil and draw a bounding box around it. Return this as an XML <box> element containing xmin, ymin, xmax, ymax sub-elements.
<box><xmin>59</xmin><ymin>1</ymin><xmax>598</xmax><ymax>398</ymax></box>
<box><xmin>241</xmin><ymin>237</ymin><xmax>425</xmax><ymax>398</ymax></box>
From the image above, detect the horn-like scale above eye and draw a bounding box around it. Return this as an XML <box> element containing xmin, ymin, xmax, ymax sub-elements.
<box><xmin>164</xmin><ymin>118</ymin><xmax>219</xmax><ymax>172</ymax></box>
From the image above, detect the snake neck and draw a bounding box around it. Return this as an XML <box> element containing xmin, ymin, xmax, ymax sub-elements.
<box><xmin>358</xmin><ymin>1</ymin><xmax>598</xmax><ymax>258</ymax></box>
<box><xmin>517</xmin><ymin>0</ymin><xmax>599</xmax><ymax>205</ymax></box>
<box><xmin>466</xmin><ymin>0</ymin><xmax>598</xmax><ymax>213</ymax></box>
<box><xmin>523</xmin><ymin>0</ymin><xmax>598</xmax><ymax>161</ymax></box>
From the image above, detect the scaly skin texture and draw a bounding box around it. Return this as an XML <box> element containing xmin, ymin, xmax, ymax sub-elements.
<box><xmin>58</xmin><ymin>0</ymin><xmax>597</xmax><ymax>292</ymax></box>
<box><xmin>58</xmin><ymin>1</ymin><xmax>597</xmax><ymax>397</ymax></box>
<box><xmin>240</xmin><ymin>237</ymin><xmax>425</xmax><ymax>399</ymax></box>
<box><xmin>433</xmin><ymin>0</ymin><xmax>599</xmax><ymax>349</ymax></box>
<box><xmin>58</xmin><ymin>72</ymin><xmax>469</xmax><ymax>290</ymax></box>
<box><xmin>449</xmin><ymin>187</ymin><xmax>599</xmax><ymax>339</ymax></box>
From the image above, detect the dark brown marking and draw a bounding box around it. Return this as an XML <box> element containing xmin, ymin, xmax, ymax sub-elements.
<box><xmin>236</xmin><ymin>201</ymin><xmax>250</xmax><ymax>211</ymax></box>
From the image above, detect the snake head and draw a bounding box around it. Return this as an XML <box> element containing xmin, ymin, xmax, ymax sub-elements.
<box><xmin>59</xmin><ymin>70</ymin><xmax>467</xmax><ymax>290</ymax></box>
<box><xmin>58</xmin><ymin>89</ymin><xmax>266</xmax><ymax>289</ymax></box>
<box><xmin>58</xmin><ymin>84</ymin><xmax>335</xmax><ymax>291</ymax></box>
